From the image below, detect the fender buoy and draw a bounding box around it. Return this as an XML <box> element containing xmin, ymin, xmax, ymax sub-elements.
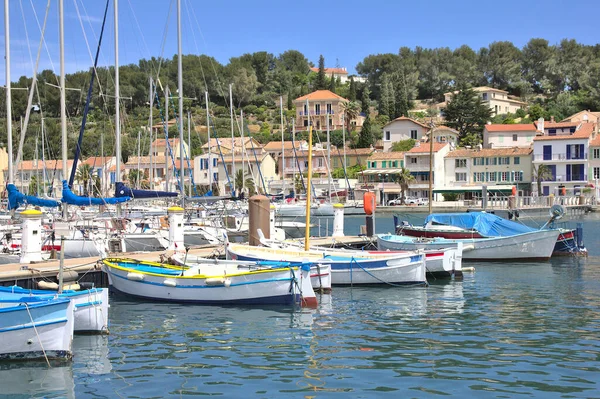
<box><xmin>363</xmin><ymin>192</ymin><xmax>376</xmax><ymax>215</ymax></box>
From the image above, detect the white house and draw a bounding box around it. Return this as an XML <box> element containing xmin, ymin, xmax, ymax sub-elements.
<box><xmin>404</xmin><ymin>142</ymin><xmax>450</xmax><ymax>199</ymax></box>
<box><xmin>483</xmin><ymin>123</ymin><xmax>537</xmax><ymax>149</ymax></box>
<box><xmin>532</xmin><ymin>122</ymin><xmax>594</xmax><ymax>196</ymax></box>
<box><xmin>443</xmin><ymin>86</ymin><xmax>527</xmax><ymax>115</ymax></box>
<box><xmin>382</xmin><ymin>117</ymin><xmax>431</xmax><ymax>152</ymax></box>
<box><xmin>430</xmin><ymin>126</ymin><xmax>459</xmax><ymax>146</ymax></box>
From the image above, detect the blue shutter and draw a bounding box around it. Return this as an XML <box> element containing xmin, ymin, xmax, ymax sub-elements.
<box><xmin>566</xmin><ymin>145</ymin><xmax>571</xmax><ymax>160</ymax></box>
<box><xmin>580</xmin><ymin>144</ymin><xmax>585</xmax><ymax>160</ymax></box>
<box><xmin>566</xmin><ymin>164</ymin><xmax>571</xmax><ymax>181</ymax></box>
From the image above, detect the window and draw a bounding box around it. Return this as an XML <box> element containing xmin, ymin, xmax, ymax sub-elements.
<box><xmin>488</xmin><ymin>172</ymin><xmax>496</xmax><ymax>182</ymax></box>
<box><xmin>303</xmin><ymin>104</ymin><xmax>307</xmax><ymax>115</ymax></box>
<box><xmin>326</xmin><ymin>103</ymin><xmax>332</xmax><ymax>114</ymax></box>
<box><xmin>549</xmin><ymin>129</ymin><xmax>556</xmax><ymax>136</ymax></box>
<box><xmin>303</xmin><ymin>119</ymin><xmax>308</xmax><ymax>127</ymax></box>
<box><xmin>494</xmin><ymin>105</ymin><xmax>498</xmax><ymax>114</ymax></box>
<box><xmin>482</xmin><ymin>93</ymin><xmax>488</xmax><ymax>100</ymax></box>
<box><xmin>385</xmin><ymin>131</ymin><xmax>391</xmax><ymax>141</ymax></box>
<box><xmin>455</xmin><ymin>172</ymin><xmax>467</xmax><ymax>182</ymax></box>
<box><xmin>392</xmin><ymin>161</ymin><xmax>398</xmax><ymax>167</ymax></box>
<box><xmin>474</xmin><ymin>172</ymin><xmax>485</xmax><ymax>182</ymax></box>
<box><xmin>304</xmin><ymin>161</ymin><xmax>309</xmax><ymax>168</ymax></box>
<box><xmin>489</xmin><ymin>157</ymin><xmax>498</xmax><ymax>165</ymax></box>
<box><xmin>318</xmin><ymin>158</ymin><xmax>323</xmax><ymax>167</ymax></box>
<box><xmin>513</xmin><ymin>134</ymin><xmax>518</xmax><ymax>142</ymax></box>
<box><xmin>499</xmin><ymin>157</ymin><xmax>510</xmax><ymax>165</ymax></box>
<box><xmin>514</xmin><ymin>171</ymin><xmax>523</xmax><ymax>182</ymax></box>
<box><xmin>570</xmin><ymin>127</ymin><xmax>576</xmax><ymax>133</ymax></box>
<box><xmin>410</xmin><ymin>130</ymin><xmax>418</xmax><ymax>140</ymax></box>
<box><xmin>314</xmin><ymin>104</ymin><xmax>321</xmax><ymax>115</ymax></box>
<box><xmin>473</xmin><ymin>157</ymin><xmax>484</xmax><ymax>166</ymax></box>
<box><xmin>500</xmin><ymin>172</ymin><xmax>510</xmax><ymax>182</ymax></box>
<box><xmin>455</xmin><ymin>159</ymin><xmax>467</xmax><ymax>168</ymax></box>
<box><xmin>382</xmin><ymin>161</ymin><xmax>387</xmax><ymax>168</ymax></box>
<box><xmin>514</xmin><ymin>157</ymin><xmax>520</xmax><ymax>165</ymax></box>
<box><xmin>371</xmin><ymin>161</ymin><xmax>377</xmax><ymax>168</ymax></box>
<box><xmin>594</xmin><ymin>149</ymin><xmax>600</xmax><ymax>159</ymax></box>
<box><xmin>505</xmin><ymin>106</ymin><xmax>509</xmax><ymax>112</ymax></box>
<box><xmin>595</xmin><ymin>167</ymin><xmax>600</xmax><ymax>179</ymax></box>
<box><xmin>527</xmin><ymin>135</ymin><xmax>533</xmax><ymax>142</ymax></box>
<box><xmin>410</xmin><ymin>157</ymin><xmax>417</xmax><ymax>164</ymax></box>
<box><xmin>499</xmin><ymin>135</ymin><xmax>504</xmax><ymax>143</ymax></box>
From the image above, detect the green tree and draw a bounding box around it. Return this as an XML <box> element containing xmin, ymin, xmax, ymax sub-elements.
<box><xmin>348</xmin><ymin>77</ymin><xmax>357</xmax><ymax>101</ymax></box>
<box><xmin>28</xmin><ymin>175</ymin><xmax>38</xmax><ymax>196</ymax></box>
<box><xmin>533</xmin><ymin>164</ymin><xmax>554</xmax><ymax>197</ymax></box>
<box><xmin>234</xmin><ymin>170</ymin><xmax>255</xmax><ymax>197</ymax></box>
<box><xmin>329</xmin><ymin>72</ymin><xmax>336</xmax><ymax>93</ymax></box>
<box><xmin>339</xmin><ymin>101</ymin><xmax>361</xmax><ymax>132</ymax></box>
<box><xmin>442</xmin><ymin>84</ymin><xmax>492</xmax><ymax>145</ymax></box>
<box><xmin>391</xmin><ymin>139</ymin><xmax>415</xmax><ymax>152</ymax></box>
<box><xmin>378</xmin><ymin>73</ymin><xmax>394</xmax><ymax>119</ymax></box>
<box><xmin>360</xmin><ymin>86</ymin><xmax>371</xmax><ymax>115</ymax></box>
<box><xmin>229</xmin><ymin>67</ymin><xmax>260</xmax><ymax>108</ymax></box>
<box><xmin>315</xmin><ymin>55</ymin><xmax>327</xmax><ymax>90</ymax></box>
<box><xmin>393</xmin><ymin>168</ymin><xmax>416</xmax><ymax>205</ymax></box>
<box><xmin>75</xmin><ymin>163</ymin><xmax>94</xmax><ymax>196</ymax></box>
<box><xmin>357</xmin><ymin>116</ymin><xmax>373</xmax><ymax>148</ymax></box>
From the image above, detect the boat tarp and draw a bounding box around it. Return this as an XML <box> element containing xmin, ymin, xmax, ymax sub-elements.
<box><xmin>424</xmin><ymin>212</ymin><xmax>536</xmax><ymax>237</ymax></box>
<box><xmin>62</xmin><ymin>181</ymin><xmax>130</xmax><ymax>206</ymax></box>
<box><xmin>115</xmin><ymin>182</ymin><xmax>178</xmax><ymax>199</ymax></box>
<box><xmin>7</xmin><ymin>184</ymin><xmax>60</xmax><ymax>210</ymax></box>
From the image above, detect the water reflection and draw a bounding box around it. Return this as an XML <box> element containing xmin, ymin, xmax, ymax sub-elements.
<box><xmin>0</xmin><ymin>363</ymin><xmax>74</xmax><ymax>399</ymax></box>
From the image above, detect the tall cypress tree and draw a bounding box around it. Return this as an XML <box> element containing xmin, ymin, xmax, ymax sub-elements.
<box><xmin>329</xmin><ymin>72</ymin><xmax>336</xmax><ymax>93</ymax></box>
<box><xmin>316</xmin><ymin>55</ymin><xmax>326</xmax><ymax>90</ymax></box>
<box><xmin>287</xmin><ymin>89</ymin><xmax>293</xmax><ymax>110</ymax></box>
<box><xmin>361</xmin><ymin>86</ymin><xmax>371</xmax><ymax>115</ymax></box>
<box><xmin>357</xmin><ymin>116</ymin><xmax>373</xmax><ymax>148</ymax></box>
<box><xmin>348</xmin><ymin>77</ymin><xmax>357</xmax><ymax>101</ymax></box>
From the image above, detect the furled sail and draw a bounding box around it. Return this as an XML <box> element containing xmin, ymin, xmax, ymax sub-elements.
<box><xmin>7</xmin><ymin>184</ymin><xmax>60</xmax><ymax>210</ymax></box>
<box><xmin>62</xmin><ymin>181</ymin><xmax>130</xmax><ymax>206</ymax></box>
<box><xmin>114</xmin><ymin>182</ymin><xmax>178</xmax><ymax>199</ymax></box>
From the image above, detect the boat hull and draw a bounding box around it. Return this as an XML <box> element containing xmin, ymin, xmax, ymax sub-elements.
<box><xmin>0</xmin><ymin>299</ymin><xmax>74</xmax><ymax>361</ymax></box>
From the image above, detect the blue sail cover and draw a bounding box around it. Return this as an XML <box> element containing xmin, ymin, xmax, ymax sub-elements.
<box><xmin>424</xmin><ymin>212</ymin><xmax>536</xmax><ymax>237</ymax></box>
<box><xmin>7</xmin><ymin>184</ymin><xmax>60</xmax><ymax>210</ymax></box>
<box><xmin>114</xmin><ymin>182</ymin><xmax>178</xmax><ymax>199</ymax></box>
<box><xmin>62</xmin><ymin>180</ymin><xmax>130</xmax><ymax>206</ymax></box>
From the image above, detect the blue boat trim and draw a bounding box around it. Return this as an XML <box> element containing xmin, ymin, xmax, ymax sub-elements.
<box><xmin>0</xmin><ymin>317</ymin><xmax>68</xmax><ymax>333</ymax></box>
<box><xmin>74</xmin><ymin>300</ymin><xmax>103</xmax><ymax>309</ymax></box>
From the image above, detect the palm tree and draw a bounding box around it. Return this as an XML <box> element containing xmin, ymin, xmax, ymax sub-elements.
<box><xmin>234</xmin><ymin>170</ymin><xmax>255</xmax><ymax>197</ymax></box>
<box><xmin>339</xmin><ymin>101</ymin><xmax>361</xmax><ymax>132</ymax></box>
<box><xmin>533</xmin><ymin>164</ymin><xmax>554</xmax><ymax>197</ymax></box>
<box><xmin>394</xmin><ymin>168</ymin><xmax>416</xmax><ymax>205</ymax></box>
<box><xmin>75</xmin><ymin>163</ymin><xmax>93</xmax><ymax>196</ymax></box>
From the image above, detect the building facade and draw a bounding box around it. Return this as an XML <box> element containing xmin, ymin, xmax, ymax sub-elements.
<box><xmin>444</xmin><ymin>86</ymin><xmax>527</xmax><ymax>116</ymax></box>
<box><xmin>483</xmin><ymin>123</ymin><xmax>537</xmax><ymax>149</ymax></box>
<box><xmin>382</xmin><ymin>117</ymin><xmax>431</xmax><ymax>152</ymax></box>
<box><xmin>293</xmin><ymin>90</ymin><xmax>364</xmax><ymax>131</ymax></box>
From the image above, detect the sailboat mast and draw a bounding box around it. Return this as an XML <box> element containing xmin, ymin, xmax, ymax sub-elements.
<box><xmin>136</xmin><ymin>130</ymin><xmax>141</xmax><ymax>188</ymax></box>
<box><xmin>4</xmin><ymin>0</ymin><xmax>13</xmax><ymax>184</ymax></box>
<box><xmin>41</xmin><ymin>118</ymin><xmax>46</xmax><ymax>194</ymax></box>
<box><xmin>292</xmin><ymin>119</ymin><xmax>296</xmax><ymax>194</ymax></box>
<box><xmin>187</xmin><ymin>110</ymin><xmax>191</xmax><ymax>197</ymax></box>
<box><xmin>59</xmin><ymin>0</ymin><xmax>66</xmax><ymax>188</ymax></box>
<box><xmin>165</xmin><ymin>86</ymin><xmax>169</xmax><ymax>192</ymax></box>
<box><xmin>149</xmin><ymin>77</ymin><xmax>153</xmax><ymax>189</ymax></box>
<box><xmin>177</xmin><ymin>0</ymin><xmax>185</xmax><ymax>205</ymax></box>
<box><xmin>327</xmin><ymin>109</ymin><xmax>331</xmax><ymax>203</ymax></box>
<box><xmin>114</xmin><ymin>0</ymin><xmax>121</xmax><ymax>189</ymax></box>
<box><xmin>280</xmin><ymin>96</ymin><xmax>285</xmax><ymax>196</ymax></box>
<box><xmin>304</xmin><ymin>124</ymin><xmax>313</xmax><ymax>251</ymax></box>
<box><xmin>229</xmin><ymin>83</ymin><xmax>235</xmax><ymax>195</ymax></box>
<box><xmin>241</xmin><ymin>109</ymin><xmax>245</xmax><ymax>195</ymax></box>
<box><xmin>205</xmin><ymin>91</ymin><xmax>211</xmax><ymax>192</ymax></box>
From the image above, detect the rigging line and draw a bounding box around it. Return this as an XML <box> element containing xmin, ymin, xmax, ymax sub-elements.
<box><xmin>182</xmin><ymin>0</ymin><xmax>208</xmax><ymax>92</ymax></box>
<box><xmin>155</xmin><ymin>0</ymin><xmax>175</xmax><ymax>88</ymax></box>
<box><xmin>29</xmin><ymin>0</ymin><xmax>58</xmax><ymax>80</ymax></box>
<box><xmin>124</xmin><ymin>0</ymin><xmax>158</xmax><ymax>77</ymax></box>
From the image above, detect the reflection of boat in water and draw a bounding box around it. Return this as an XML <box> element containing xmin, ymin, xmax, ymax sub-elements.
<box><xmin>0</xmin><ymin>363</ymin><xmax>75</xmax><ymax>399</ymax></box>
<box><xmin>73</xmin><ymin>334</ymin><xmax>112</xmax><ymax>375</ymax></box>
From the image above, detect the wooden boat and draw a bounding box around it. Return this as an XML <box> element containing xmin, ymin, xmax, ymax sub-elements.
<box><xmin>0</xmin><ymin>286</ymin><xmax>108</xmax><ymax>334</ymax></box>
<box><xmin>0</xmin><ymin>298</ymin><xmax>74</xmax><ymax>361</ymax></box>
<box><xmin>227</xmin><ymin>243</ymin><xmax>427</xmax><ymax>286</ymax></box>
<box><xmin>102</xmin><ymin>258</ymin><xmax>317</xmax><ymax>307</ymax></box>
<box><xmin>169</xmin><ymin>252</ymin><xmax>332</xmax><ymax>293</ymax></box>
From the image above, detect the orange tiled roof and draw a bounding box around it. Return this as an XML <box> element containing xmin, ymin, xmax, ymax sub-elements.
<box><xmin>152</xmin><ymin>138</ymin><xmax>182</xmax><ymax>147</ymax></box>
<box><xmin>263</xmin><ymin>140</ymin><xmax>307</xmax><ymax>151</ymax></box>
<box><xmin>446</xmin><ymin>147</ymin><xmax>532</xmax><ymax>158</ymax></box>
<box><xmin>536</xmin><ymin>121</ymin><xmax>580</xmax><ymax>129</ymax></box>
<box><xmin>368</xmin><ymin>151</ymin><xmax>405</xmax><ymax>161</ymax></box>
<box><xmin>484</xmin><ymin>124</ymin><xmax>537</xmax><ymax>132</ymax></box>
<box><xmin>294</xmin><ymin>90</ymin><xmax>347</xmax><ymax>102</ymax></box>
<box><xmin>6</xmin><ymin>159</ymin><xmax>74</xmax><ymax>172</ymax></box>
<box><xmin>125</xmin><ymin>156</ymin><xmax>167</xmax><ymax>165</ymax></box>
<box><xmin>387</xmin><ymin>116</ymin><xmax>431</xmax><ymax>130</ymax></box>
<box><xmin>589</xmin><ymin>134</ymin><xmax>600</xmax><ymax>147</ymax></box>
<box><xmin>407</xmin><ymin>143</ymin><xmax>448</xmax><ymax>153</ymax></box>
<box><xmin>83</xmin><ymin>157</ymin><xmax>113</xmax><ymax>167</ymax></box>
<box><xmin>533</xmin><ymin>123</ymin><xmax>594</xmax><ymax>141</ymax></box>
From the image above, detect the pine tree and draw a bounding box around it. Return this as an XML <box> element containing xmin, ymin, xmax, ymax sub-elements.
<box><xmin>394</xmin><ymin>73</ymin><xmax>411</xmax><ymax>118</ymax></box>
<box><xmin>442</xmin><ymin>83</ymin><xmax>493</xmax><ymax>145</ymax></box>
<box><xmin>287</xmin><ymin>90</ymin><xmax>293</xmax><ymax>110</ymax></box>
<box><xmin>316</xmin><ymin>55</ymin><xmax>326</xmax><ymax>90</ymax></box>
<box><xmin>361</xmin><ymin>86</ymin><xmax>370</xmax><ymax>115</ymax></box>
<box><xmin>348</xmin><ymin>77</ymin><xmax>357</xmax><ymax>101</ymax></box>
<box><xmin>329</xmin><ymin>72</ymin><xmax>336</xmax><ymax>93</ymax></box>
<box><xmin>357</xmin><ymin>116</ymin><xmax>373</xmax><ymax>148</ymax></box>
<box><xmin>378</xmin><ymin>73</ymin><xmax>394</xmax><ymax>119</ymax></box>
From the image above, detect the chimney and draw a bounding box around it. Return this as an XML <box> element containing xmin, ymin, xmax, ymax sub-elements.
<box><xmin>550</xmin><ymin>116</ymin><xmax>555</xmax><ymax>123</ymax></box>
<box><xmin>537</xmin><ymin>118</ymin><xmax>544</xmax><ymax>133</ymax></box>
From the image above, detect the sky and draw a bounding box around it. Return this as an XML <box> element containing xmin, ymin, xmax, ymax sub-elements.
<box><xmin>1</xmin><ymin>0</ymin><xmax>599</xmax><ymax>86</ymax></box>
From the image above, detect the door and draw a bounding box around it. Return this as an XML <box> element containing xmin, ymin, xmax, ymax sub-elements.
<box><xmin>543</xmin><ymin>145</ymin><xmax>552</xmax><ymax>160</ymax></box>
<box><xmin>543</xmin><ymin>186</ymin><xmax>550</xmax><ymax>196</ymax></box>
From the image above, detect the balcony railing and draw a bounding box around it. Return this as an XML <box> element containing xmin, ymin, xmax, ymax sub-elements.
<box><xmin>298</xmin><ymin>110</ymin><xmax>335</xmax><ymax>116</ymax></box>
<box><xmin>545</xmin><ymin>174</ymin><xmax>588</xmax><ymax>182</ymax></box>
<box><xmin>533</xmin><ymin>153</ymin><xmax>588</xmax><ymax>161</ymax></box>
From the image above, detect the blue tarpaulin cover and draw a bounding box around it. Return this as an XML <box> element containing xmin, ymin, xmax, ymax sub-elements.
<box><xmin>424</xmin><ymin>212</ymin><xmax>536</xmax><ymax>237</ymax></box>
<box><xmin>7</xmin><ymin>184</ymin><xmax>60</xmax><ymax>210</ymax></box>
<box><xmin>62</xmin><ymin>180</ymin><xmax>130</xmax><ymax>206</ymax></box>
<box><xmin>115</xmin><ymin>182</ymin><xmax>178</xmax><ymax>199</ymax></box>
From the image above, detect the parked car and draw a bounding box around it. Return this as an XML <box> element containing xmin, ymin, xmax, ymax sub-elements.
<box><xmin>388</xmin><ymin>198</ymin><xmax>402</xmax><ymax>206</ymax></box>
<box><xmin>417</xmin><ymin>197</ymin><xmax>429</xmax><ymax>206</ymax></box>
<box><xmin>404</xmin><ymin>197</ymin><xmax>420</xmax><ymax>205</ymax></box>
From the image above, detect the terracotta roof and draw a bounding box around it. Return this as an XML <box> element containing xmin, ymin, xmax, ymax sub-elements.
<box><xmin>407</xmin><ymin>143</ymin><xmax>448</xmax><ymax>153</ymax></box>
<box><xmin>219</xmin><ymin>153</ymin><xmax>269</xmax><ymax>163</ymax></box>
<box><xmin>444</xmin><ymin>86</ymin><xmax>508</xmax><ymax>96</ymax></box>
<box><xmin>484</xmin><ymin>124</ymin><xmax>537</xmax><ymax>132</ymax></box>
<box><xmin>201</xmin><ymin>137</ymin><xmax>261</xmax><ymax>149</ymax></box>
<box><xmin>83</xmin><ymin>157</ymin><xmax>113</xmax><ymax>167</ymax></box>
<box><xmin>368</xmin><ymin>151</ymin><xmax>405</xmax><ymax>161</ymax></box>
<box><xmin>108</xmin><ymin>164</ymin><xmax>126</xmax><ymax>172</ymax></box>
<box><xmin>446</xmin><ymin>147</ymin><xmax>532</xmax><ymax>158</ymax></box>
<box><xmin>7</xmin><ymin>159</ymin><xmax>74</xmax><ymax>172</ymax></box>
<box><xmin>536</xmin><ymin>121</ymin><xmax>580</xmax><ymax>129</ymax></box>
<box><xmin>386</xmin><ymin>116</ymin><xmax>431</xmax><ymax>130</ymax></box>
<box><xmin>263</xmin><ymin>140</ymin><xmax>307</xmax><ymax>151</ymax></box>
<box><xmin>294</xmin><ymin>90</ymin><xmax>347</xmax><ymax>102</ymax></box>
<box><xmin>309</xmin><ymin>67</ymin><xmax>348</xmax><ymax>75</ymax></box>
<box><xmin>343</xmin><ymin>147</ymin><xmax>375</xmax><ymax>156</ymax></box>
<box><xmin>589</xmin><ymin>134</ymin><xmax>600</xmax><ymax>147</ymax></box>
<box><xmin>561</xmin><ymin>110</ymin><xmax>600</xmax><ymax>122</ymax></box>
<box><xmin>433</xmin><ymin>126</ymin><xmax>459</xmax><ymax>133</ymax></box>
<box><xmin>533</xmin><ymin>123</ymin><xmax>594</xmax><ymax>141</ymax></box>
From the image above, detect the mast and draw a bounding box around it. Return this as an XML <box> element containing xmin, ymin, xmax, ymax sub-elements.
<box><xmin>59</xmin><ymin>0</ymin><xmax>66</xmax><ymax>217</ymax></box>
<box><xmin>187</xmin><ymin>110</ymin><xmax>191</xmax><ymax>197</ymax></box>
<box><xmin>177</xmin><ymin>0</ymin><xmax>184</xmax><ymax>205</ymax></box>
<box><xmin>136</xmin><ymin>130</ymin><xmax>141</xmax><ymax>188</ymax></box>
<box><xmin>100</xmin><ymin>132</ymin><xmax>104</xmax><ymax>195</ymax></box>
<box><xmin>327</xmin><ymin>108</ymin><xmax>331</xmax><ymax>203</ymax></box>
<box><xmin>205</xmin><ymin>91</ymin><xmax>211</xmax><ymax>192</ymax></box>
<box><xmin>35</xmin><ymin>133</ymin><xmax>39</xmax><ymax>195</ymax></box>
<box><xmin>41</xmin><ymin>118</ymin><xmax>46</xmax><ymax>195</ymax></box>
<box><xmin>114</xmin><ymin>0</ymin><xmax>121</xmax><ymax>188</ymax></box>
<box><xmin>241</xmin><ymin>109</ymin><xmax>245</xmax><ymax>195</ymax></box>
<box><xmin>280</xmin><ymin>96</ymin><xmax>285</xmax><ymax>195</ymax></box>
<box><xmin>428</xmin><ymin>121</ymin><xmax>434</xmax><ymax>214</ymax></box>
<box><xmin>292</xmin><ymin>119</ymin><xmax>296</xmax><ymax>195</ymax></box>
<box><xmin>304</xmin><ymin>124</ymin><xmax>313</xmax><ymax>251</ymax></box>
<box><xmin>229</xmin><ymin>83</ymin><xmax>235</xmax><ymax>195</ymax></box>
<box><xmin>149</xmin><ymin>77</ymin><xmax>153</xmax><ymax>189</ymax></box>
<box><xmin>4</xmin><ymin>0</ymin><xmax>13</xmax><ymax>184</ymax></box>
<box><xmin>165</xmin><ymin>86</ymin><xmax>169</xmax><ymax>191</ymax></box>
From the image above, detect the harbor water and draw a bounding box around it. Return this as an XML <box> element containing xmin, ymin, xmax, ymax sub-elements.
<box><xmin>7</xmin><ymin>213</ymin><xmax>600</xmax><ymax>398</ymax></box>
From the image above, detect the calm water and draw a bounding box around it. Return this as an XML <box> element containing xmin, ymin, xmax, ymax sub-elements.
<box><xmin>9</xmin><ymin>213</ymin><xmax>600</xmax><ymax>398</ymax></box>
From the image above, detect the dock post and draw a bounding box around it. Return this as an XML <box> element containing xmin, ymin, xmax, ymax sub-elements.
<box><xmin>249</xmin><ymin>195</ymin><xmax>270</xmax><ymax>245</ymax></box>
<box><xmin>167</xmin><ymin>206</ymin><xmax>185</xmax><ymax>252</ymax></box>
<box><xmin>332</xmin><ymin>203</ymin><xmax>345</xmax><ymax>238</ymax></box>
<box><xmin>20</xmin><ymin>209</ymin><xmax>43</xmax><ymax>264</ymax></box>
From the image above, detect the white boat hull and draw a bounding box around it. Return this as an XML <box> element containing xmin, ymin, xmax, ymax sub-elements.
<box><xmin>0</xmin><ymin>299</ymin><xmax>74</xmax><ymax>361</ymax></box>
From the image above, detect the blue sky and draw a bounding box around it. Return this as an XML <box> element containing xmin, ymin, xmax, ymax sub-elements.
<box><xmin>1</xmin><ymin>0</ymin><xmax>599</xmax><ymax>86</ymax></box>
